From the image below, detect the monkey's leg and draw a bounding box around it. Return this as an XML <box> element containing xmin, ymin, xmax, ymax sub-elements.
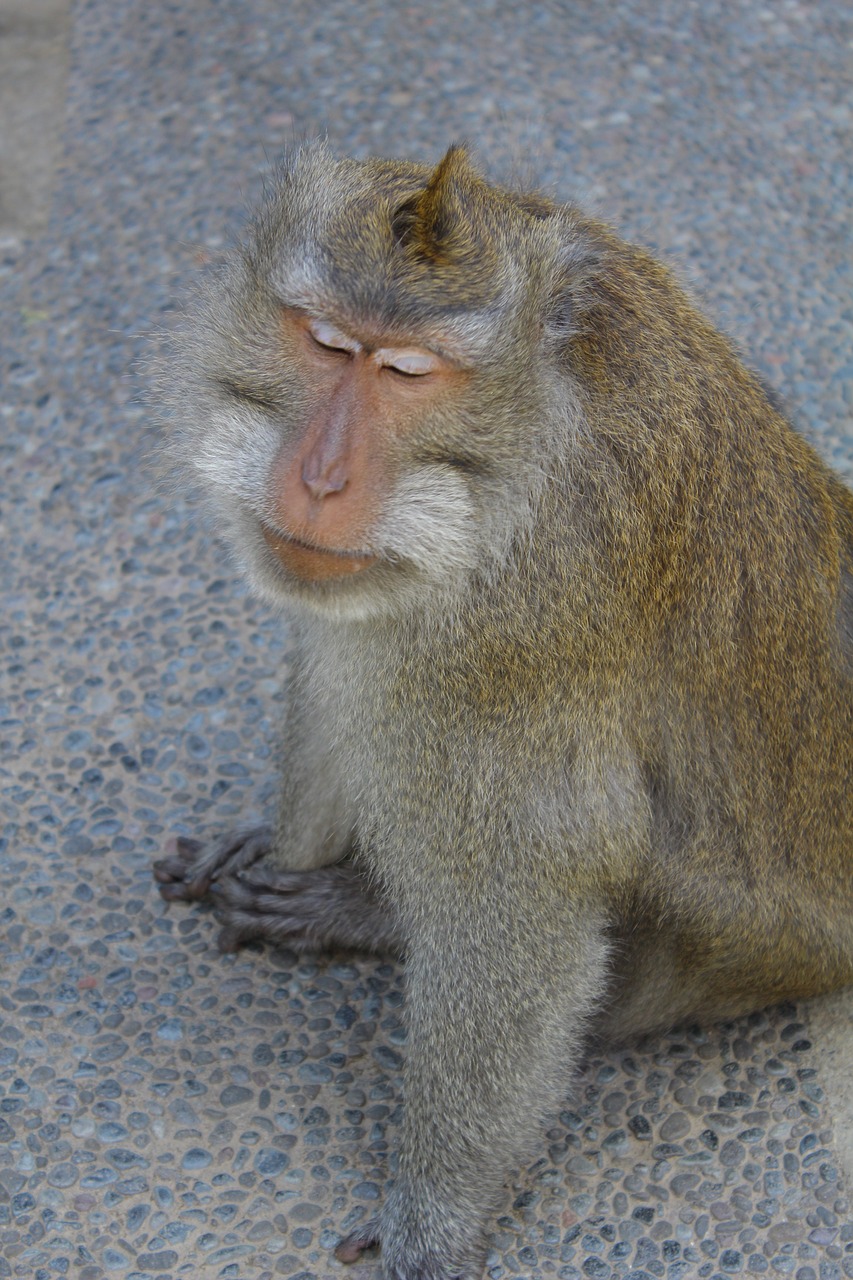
<box><xmin>338</xmin><ymin>865</ymin><xmax>611</xmax><ymax>1279</ymax></box>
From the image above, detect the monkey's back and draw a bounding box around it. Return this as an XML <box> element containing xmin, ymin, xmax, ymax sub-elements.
<box><xmin>352</xmin><ymin>223</ymin><xmax>853</xmax><ymax>1039</ymax></box>
<box><xmin>554</xmin><ymin>233</ymin><xmax>853</xmax><ymax>1036</ymax></box>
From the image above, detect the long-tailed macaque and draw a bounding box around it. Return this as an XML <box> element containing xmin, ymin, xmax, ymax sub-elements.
<box><xmin>154</xmin><ymin>143</ymin><xmax>853</xmax><ymax>1280</ymax></box>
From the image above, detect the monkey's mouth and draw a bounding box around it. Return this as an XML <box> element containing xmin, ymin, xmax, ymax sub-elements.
<box><xmin>260</xmin><ymin>522</ymin><xmax>378</xmax><ymax>583</ymax></box>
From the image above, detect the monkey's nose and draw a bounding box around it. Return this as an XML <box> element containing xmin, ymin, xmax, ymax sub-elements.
<box><xmin>301</xmin><ymin>457</ymin><xmax>348</xmax><ymax>501</ymax></box>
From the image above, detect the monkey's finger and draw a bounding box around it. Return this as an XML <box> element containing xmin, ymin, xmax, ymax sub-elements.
<box><xmin>220</xmin><ymin>865</ymin><xmax>323</xmax><ymax>899</ymax></box>
<box><xmin>334</xmin><ymin>1219</ymin><xmax>380</xmax><ymax>1263</ymax></box>
<box><xmin>214</xmin><ymin>907</ymin><xmax>321</xmax><ymax>952</ymax></box>
<box><xmin>153</xmin><ymin>839</ymin><xmax>204</xmax><ymax>881</ymax></box>
<box><xmin>154</xmin><ymin>861</ymin><xmax>213</xmax><ymax>901</ymax></box>
<box><xmin>152</xmin><ymin>859</ymin><xmax>183</xmax><ymax>884</ymax></box>
<box><xmin>157</xmin><ymin>878</ymin><xmax>204</xmax><ymax>903</ymax></box>
<box><xmin>197</xmin><ymin>827</ymin><xmax>274</xmax><ymax>884</ymax></box>
<box><xmin>210</xmin><ymin>879</ymin><xmax>302</xmax><ymax>913</ymax></box>
<box><xmin>235</xmin><ymin>863</ymin><xmax>314</xmax><ymax>891</ymax></box>
<box><xmin>153</xmin><ymin>839</ymin><xmax>219</xmax><ymax>900</ymax></box>
<box><xmin>154</xmin><ymin>857</ymin><xmax>218</xmax><ymax>901</ymax></box>
<box><xmin>175</xmin><ymin>835</ymin><xmax>204</xmax><ymax>857</ymax></box>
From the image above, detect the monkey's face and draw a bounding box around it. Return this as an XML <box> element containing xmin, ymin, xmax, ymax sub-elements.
<box><xmin>166</xmin><ymin>143</ymin><xmax>572</xmax><ymax>621</ymax></box>
<box><xmin>189</xmin><ymin>299</ymin><xmax>525</xmax><ymax>622</ymax></box>
<box><xmin>233</xmin><ymin>304</ymin><xmax>490</xmax><ymax>618</ymax></box>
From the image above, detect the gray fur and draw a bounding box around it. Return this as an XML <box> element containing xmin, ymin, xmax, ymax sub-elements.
<box><xmin>153</xmin><ymin>143</ymin><xmax>853</xmax><ymax>1279</ymax></box>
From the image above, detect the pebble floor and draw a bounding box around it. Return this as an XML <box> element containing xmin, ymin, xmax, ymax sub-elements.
<box><xmin>1</xmin><ymin>1</ymin><xmax>851</xmax><ymax>1278</ymax></box>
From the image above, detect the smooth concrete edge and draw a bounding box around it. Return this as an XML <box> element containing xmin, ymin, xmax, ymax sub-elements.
<box><xmin>0</xmin><ymin>0</ymin><xmax>72</xmax><ymax>241</ymax></box>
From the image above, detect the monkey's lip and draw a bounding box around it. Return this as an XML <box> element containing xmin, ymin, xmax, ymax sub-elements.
<box><xmin>260</xmin><ymin>522</ymin><xmax>378</xmax><ymax>582</ymax></box>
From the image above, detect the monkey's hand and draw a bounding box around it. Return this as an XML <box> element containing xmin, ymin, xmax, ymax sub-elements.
<box><xmin>154</xmin><ymin>830</ymin><xmax>402</xmax><ymax>955</ymax></box>
<box><xmin>154</xmin><ymin>828</ymin><xmax>274</xmax><ymax>903</ymax></box>
<box><xmin>335</xmin><ymin>1212</ymin><xmax>486</xmax><ymax>1279</ymax></box>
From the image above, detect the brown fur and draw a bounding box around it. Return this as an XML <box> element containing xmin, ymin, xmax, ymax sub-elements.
<box><xmin>153</xmin><ymin>143</ymin><xmax>853</xmax><ymax>1280</ymax></box>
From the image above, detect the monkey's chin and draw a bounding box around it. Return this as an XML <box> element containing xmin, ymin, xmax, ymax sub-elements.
<box><xmin>260</xmin><ymin>522</ymin><xmax>378</xmax><ymax>583</ymax></box>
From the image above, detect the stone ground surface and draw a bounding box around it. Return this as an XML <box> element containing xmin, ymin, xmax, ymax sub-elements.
<box><xmin>0</xmin><ymin>0</ymin><xmax>70</xmax><ymax>243</ymax></box>
<box><xmin>0</xmin><ymin>2</ymin><xmax>852</xmax><ymax>1279</ymax></box>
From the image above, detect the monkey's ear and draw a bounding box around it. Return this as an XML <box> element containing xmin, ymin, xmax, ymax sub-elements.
<box><xmin>543</xmin><ymin>231</ymin><xmax>603</xmax><ymax>347</ymax></box>
<box><xmin>393</xmin><ymin>145</ymin><xmax>487</xmax><ymax>265</ymax></box>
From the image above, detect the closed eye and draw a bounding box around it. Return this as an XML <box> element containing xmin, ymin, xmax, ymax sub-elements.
<box><xmin>380</xmin><ymin>351</ymin><xmax>441</xmax><ymax>377</ymax></box>
<box><xmin>217</xmin><ymin>378</ymin><xmax>279</xmax><ymax>411</ymax></box>
<box><xmin>309</xmin><ymin>332</ymin><xmax>351</xmax><ymax>356</ymax></box>
<box><xmin>307</xmin><ymin>318</ymin><xmax>359</xmax><ymax>355</ymax></box>
<box><xmin>418</xmin><ymin>451</ymin><xmax>481</xmax><ymax>475</ymax></box>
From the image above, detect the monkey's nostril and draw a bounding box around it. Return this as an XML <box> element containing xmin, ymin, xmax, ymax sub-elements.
<box><xmin>301</xmin><ymin>459</ymin><xmax>348</xmax><ymax>500</ymax></box>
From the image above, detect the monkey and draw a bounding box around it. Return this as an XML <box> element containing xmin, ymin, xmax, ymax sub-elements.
<box><xmin>152</xmin><ymin>142</ymin><xmax>853</xmax><ymax>1280</ymax></box>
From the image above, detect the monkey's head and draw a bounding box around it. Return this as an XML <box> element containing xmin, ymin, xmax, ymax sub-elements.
<box><xmin>164</xmin><ymin>143</ymin><xmax>590</xmax><ymax>621</ymax></box>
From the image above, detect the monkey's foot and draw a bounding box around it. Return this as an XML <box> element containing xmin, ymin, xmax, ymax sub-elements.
<box><xmin>155</xmin><ymin>831</ymin><xmax>403</xmax><ymax>956</ymax></box>
<box><xmin>211</xmin><ymin>858</ymin><xmax>404</xmax><ymax>955</ymax></box>
<box><xmin>153</xmin><ymin>826</ymin><xmax>273</xmax><ymax>903</ymax></box>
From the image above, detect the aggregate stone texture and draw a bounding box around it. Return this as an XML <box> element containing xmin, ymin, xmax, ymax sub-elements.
<box><xmin>0</xmin><ymin>1</ymin><xmax>851</xmax><ymax>1278</ymax></box>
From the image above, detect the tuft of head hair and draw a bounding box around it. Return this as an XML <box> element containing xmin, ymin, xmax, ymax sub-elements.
<box><xmin>393</xmin><ymin>146</ymin><xmax>488</xmax><ymax>264</ymax></box>
<box><xmin>256</xmin><ymin>142</ymin><xmax>568</xmax><ymax>346</ymax></box>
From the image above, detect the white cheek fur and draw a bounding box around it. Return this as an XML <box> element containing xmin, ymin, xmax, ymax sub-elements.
<box><xmin>196</xmin><ymin>405</ymin><xmax>480</xmax><ymax>581</ymax></box>
<box><xmin>191</xmin><ymin>404</ymin><xmax>280</xmax><ymax>510</ymax></box>
<box><xmin>375</xmin><ymin>467</ymin><xmax>480</xmax><ymax>579</ymax></box>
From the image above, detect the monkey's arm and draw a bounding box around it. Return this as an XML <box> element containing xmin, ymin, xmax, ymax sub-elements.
<box><xmin>339</xmin><ymin>849</ymin><xmax>611</xmax><ymax>1279</ymax></box>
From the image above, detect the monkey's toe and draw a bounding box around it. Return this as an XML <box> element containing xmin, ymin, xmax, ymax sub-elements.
<box><xmin>156</xmin><ymin>877</ymin><xmax>202</xmax><ymax>903</ymax></box>
<box><xmin>211</xmin><ymin>898</ymin><xmax>322</xmax><ymax>953</ymax></box>
<box><xmin>215</xmin><ymin>922</ymin><xmax>262</xmax><ymax>953</ymax></box>
<box><xmin>334</xmin><ymin>1219</ymin><xmax>380</xmax><ymax>1263</ymax></box>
